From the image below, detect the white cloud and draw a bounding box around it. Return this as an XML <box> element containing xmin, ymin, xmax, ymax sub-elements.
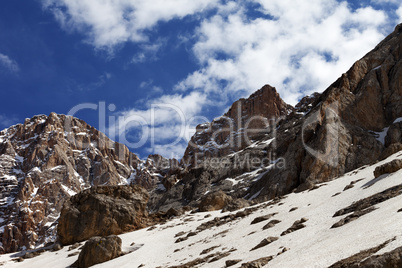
<box><xmin>0</xmin><ymin>53</ymin><xmax>19</xmax><ymax>73</ymax></box>
<box><xmin>108</xmin><ymin>91</ymin><xmax>208</xmax><ymax>158</ymax></box>
<box><xmin>176</xmin><ymin>0</ymin><xmax>394</xmax><ymax>105</ymax></box>
<box><xmin>43</xmin><ymin>0</ymin><xmax>400</xmax><ymax>158</ymax></box>
<box><xmin>397</xmin><ymin>6</ymin><xmax>402</xmax><ymax>22</ymax></box>
<box><xmin>131</xmin><ymin>39</ymin><xmax>166</xmax><ymax>63</ymax></box>
<box><xmin>0</xmin><ymin>114</ymin><xmax>19</xmax><ymax>129</ymax></box>
<box><xmin>41</xmin><ymin>0</ymin><xmax>217</xmax><ymax>50</ymax></box>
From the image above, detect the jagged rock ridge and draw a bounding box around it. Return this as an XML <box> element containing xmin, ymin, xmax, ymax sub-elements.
<box><xmin>0</xmin><ymin>113</ymin><xmax>174</xmax><ymax>253</ymax></box>
<box><xmin>150</xmin><ymin>23</ymin><xmax>402</xmax><ymax>211</ymax></box>
<box><xmin>182</xmin><ymin>84</ymin><xmax>293</xmax><ymax>166</ymax></box>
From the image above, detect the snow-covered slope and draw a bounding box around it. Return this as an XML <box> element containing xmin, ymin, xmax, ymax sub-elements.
<box><xmin>1</xmin><ymin>150</ymin><xmax>401</xmax><ymax>267</ymax></box>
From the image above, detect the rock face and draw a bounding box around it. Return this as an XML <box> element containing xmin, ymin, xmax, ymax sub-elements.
<box><xmin>58</xmin><ymin>185</ymin><xmax>149</xmax><ymax>245</ymax></box>
<box><xmin>73</xmin><ymin>235</ymin><xmax>122</xmax><ymax>268</ymax></box>
<box><xmin>150</xmin><ymin>24</ymin><xmax>402</xmax><ymax>211</ymax></box>
<box><xmin>182</xmin><ymin>85</ymin><xmax>292</xmax><ymax>167</ymax></box>
<box><xmin>0</xmin><ymin>113</ymin><xmax>173</xmax><ymax>253</ymax></box>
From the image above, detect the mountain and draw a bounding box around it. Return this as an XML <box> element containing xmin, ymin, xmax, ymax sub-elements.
<box><xmin>182</xmin><ymin>84</ymin><xmax>293</xmax><ymax>166</ymax></box>
<box><xmin>0</xmin><ymin>150</ymin><xmax>401</xmax><ymax>267</ymax></box>
<box><xmin>0</xmin><ymin>113</ymin><xmax>177</xmax><ymax>253</ymax></box>
<box><xmin>0</xmin><ymin>22</ymin><xmax>401</xmax><ymax>262</ymax></box>
<box><xmin>149</xmin><ymin>23</ymin><xmax>402</xmax><ymax>211</ymax></box>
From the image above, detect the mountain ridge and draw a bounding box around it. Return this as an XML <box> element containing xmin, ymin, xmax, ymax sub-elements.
<box><xmin>0</xmin><ymin>23</ymin><xmax>400</xmax><ymax>257</ymax></box>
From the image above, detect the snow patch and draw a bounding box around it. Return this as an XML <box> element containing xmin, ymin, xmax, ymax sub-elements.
<box><xmin>61</xmin><ymin>185</ymin><xmax>77</xmax><ymax>196</ymax></box>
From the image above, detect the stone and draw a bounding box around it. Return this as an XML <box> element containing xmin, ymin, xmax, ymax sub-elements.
<box><xmin>73</xmin><ymin>235</ymin><xmax>122</xmax><ymax>268</ymax></box>
<box><xmin>226</xmin><ymin>259</ymin><xmax>242</xmax><ymax>267</ymax></box>
<box><xmin>250</xmin><ymin>237</ymin><xmax>278</xmax><ymax>251</ymax></box>
<box><xmin>57</xmin><ymin>185</ymin><xmax>149</xmax><ymax>245</ymax></box>
<box><xmin>198</xmin><ymin>191</ymin><xmax>232</xmax><ymax>212</ymax></box>
<box><xmin>240</xmin><ymin>256</ymin><xmax>274</xmax><ymax>267</ymax></box>
<box><xmin>374</xmin><ymin>159</ymin><xmax>402</xmax><ymax>178</ymax></box>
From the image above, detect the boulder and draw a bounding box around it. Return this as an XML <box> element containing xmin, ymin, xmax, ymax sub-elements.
<box><xmin>57</xmin><ymin>185</ymin><xmax>149</xmax><ymax>245</ymax></box>
<box><xmin>374</xmin><ymin>159</ymin><xmax>402</xmax><ymax>178</ymax></box>
<box><xmin>73</xmin><ymin>235</ymin><xmax>122</xmax><ymax>268</ymax></box>
<box><xmin>198</xmin><ymin>191</ymin><xmax>232</xmax><ymax>212</ymax></box>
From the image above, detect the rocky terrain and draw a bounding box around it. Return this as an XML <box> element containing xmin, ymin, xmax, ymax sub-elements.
<box><xmin>0</xmin><ymin>22</ymin><xmax>400</xmax><ymax>267</ymax></box>
<box><xmin>0</xmin><ymin>114</ymin><xmax>177</xmax><ymax>253</ymax></box>
<box><xmin>0</xmin><ymin>150</ymin><xmax>401</xmax><ymax>267</ymax></box>
<box><xmin>149</xmin><ymin>23</ymin><xmax>402</xmax><ymax>211</ymax></box>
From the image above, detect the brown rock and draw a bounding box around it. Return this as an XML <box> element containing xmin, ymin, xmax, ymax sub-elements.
<box><xmin>250</xmin><ymin>237</ymin><xmax>278</xmax><ymax>251</ymax></box>
<box><xmin>198</xmin><ymin>191</ymin><xmax>232</xmax><ymax>212</ymax></box>
<box><xmin>226</xmin><ymin>259</ymin><xmax>242</xmax><ymax>267</ymax></box>
<box><xmin>182</xmin><ymin>85</ymin><xmax>292</xmax><ymax>167</ymax></box>
<box><xmin>0</xmin><ymin>113</ymin><xmax>151</xmax><ymax>253</ymax></box>
<box><xmin>57</xmin><ymin>185</ymin><xmax>149</xmax><ymax>245</ymax></box>
<box><xmin>73</xmin><ymin>235</ymin><xmax>122</xmax><ymax>268</ymax></box>
<box><xmin>240</xmin><ymin>256</ymin><xmax>273</xmax><ymax>267</ymax></box>
<box><xmin>374</xmin><ymin>159</ymin><xmax>402</xmax><ymax>178</ymax></box>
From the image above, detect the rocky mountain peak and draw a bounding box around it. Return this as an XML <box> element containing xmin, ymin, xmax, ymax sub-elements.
<box><xmin>182</xmin><ymin>85</ymin><xmax>292</xmax><ymax>167</ymax></box>
<box><xmin>0</xmin><ymin>113</ymin><xmax>171</xmax><ymax>253</ymax></box>
<box><xmin>150</xmin><ymin>23</ymin><xmax>402</xmax><ymax>213</ymax></box>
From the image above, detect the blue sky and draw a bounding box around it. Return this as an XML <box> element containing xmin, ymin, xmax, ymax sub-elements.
<box><xmin>0</xmin><ymin>0</ymin><xmax>401</xmax><ymax>159</ymax></box>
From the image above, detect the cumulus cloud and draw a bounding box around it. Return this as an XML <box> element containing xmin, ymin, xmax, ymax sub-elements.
<box><xmin>108</xmin><ymin>91</ymin><xmax>208</xmax><ymax>158</ymax></box>
<box><xmin>397</xmin><ymin>6</ymin><xmax>402</xmax><ymax>21</ymax></box>
<box><xmin>176</xmin><ymin>0</ymin><xmax>393</xmax><ymax>105</ymax></box>
<box><xmin>0</xmin><ymin>53</ymin><xmax>19</xmax><ymax>73</ymax></box>
<box><xmin>41</xmin><ymin>0</ymin><xmax>217</xmax><ymax>51</ymax></box>
<box><xmin>43</xmin><ymin>0</ymin><xmax>400</xmax><ymax>157</ymax></box>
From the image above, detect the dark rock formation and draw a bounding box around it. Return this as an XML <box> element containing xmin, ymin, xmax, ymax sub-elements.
<box><xmin>57</xmin><ymin>185</ymin><xmax>149</xmax><ymax>245</ymax></box>
<box><xmin>73</xmin><ymin>235</ymin><xmax>122</xmax><ymax>268</ymax></box>
<box><xmin>240</xmin><ymin>256</ymin><xmax>273</xmax><ymax>267</ymax></box>
<box><xmin>374</xmin><ymin>159</ymin><xmax>402</xmax><ymax>178</ymax></box>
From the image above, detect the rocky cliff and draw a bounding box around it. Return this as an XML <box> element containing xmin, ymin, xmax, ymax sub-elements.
<box><xmin>150</xmin><ymin>23</ymin><xmax>402</xmax><ymax>211</ymax></box>
<box><xmin>182</xmin><ymin>85</ymin><xmax>293</xmax><ymax>167</ymax></box>
<box><xmin>0</xmin><ymin>113</ymin><xmax>174</xmax><ymax>253</ymax></box>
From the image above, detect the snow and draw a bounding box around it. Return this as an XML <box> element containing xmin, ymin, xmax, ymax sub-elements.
<box><xmin>156</xmin><ymin>183</ymin><xmax>167</xmax><ymax>192</ymax></box>
<box><xmin>14</xmin><ymin>155</ymin><xmax>24</xmax><ymax>163</ymax></box>
<box><xmin>1</xmin><ymin>152</ymin><xmax>402</xmax><ymax>267</ymax></box>
<box><xmin>372</xmin><ymin>65</ymin><xmax>382</xmax><ymax>70</ymax></box>
<box><xmin>248</xmin><ymin>188</ymin><xmax>263</xmax><ymax>200</ymax></box>
<box><xmin>225</xmin><ymin>177</ymin><xmax>243</xmax><ymax>186</ymax></box>
<box><xmin>125</xmin><ymin>170</ymin><xmax>137</xmax><ymax>185</ymax></box>
<box><xmin>374</xmin><ymin>127</ymin><xmax>389</xmax><ymax>144</ymax></box>
<box><xmin>61</xmin><ymin>184</ymin><xmax>77</xmax><ymax>196</ymax></box>
<box><xmin>31</xmin><ymin>187</ymin><xmax>39</xmax><ymax>198</ymax></box>
<box><xmin>373</xmin><ymin>117</ymin><xmax>402</xmax><ymax>144</ymax></box>
<box><xmin>50</xmin><ymin>165</ymin><xmax>64</xmax><ymax>171</ymax></box>
<box><xmin>29</xmin><ymin>167</ymin><xmax>42</xmax><ymax>173</ymax></box>
<box><xmin>393</xmin><ymin>117</ymin><xmax>402</xmax><ymax>124</ymax></box>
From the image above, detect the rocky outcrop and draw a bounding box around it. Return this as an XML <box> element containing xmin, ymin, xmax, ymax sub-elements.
<box><xmin>0</xmin><ymin>114</ymin><xmax>135</xmax><ymax>253</ymax></box>
<box><xmin>374</xmin><ymin>159</ymin><xmax>402</xmax><ymax>178</ymax></box>
<box><xmin>151</xmin><ymin>24</ymin><xmax>402</xmax><ymax>212</ymax></box>
<box><xmin>57</xmin><ymin>185</ymin><xmax>149</xmax><ymax>245</ymax></box>
<box><xmin>358</xmin><ymin>245</ymin><xmax>402</xmax><ymax>267</ymax></box>
<box><xmin>182</xmin><ymin>85</ymin><xmax>292</xmax><ymax>167</ymax></box>
<box><xmin>0</xmin><ymin>113</ymin><xmax>177</xmax><ymax>253</ymax></box>
<box><xmin>73</xmin><ymin>235</ymin><xmax>122</xmax><ymax>268</ymax></box>
<box><xmin>198</xmin><ymin>191</ymin><xmax>232</xmax><ymax>212</ymax></box>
